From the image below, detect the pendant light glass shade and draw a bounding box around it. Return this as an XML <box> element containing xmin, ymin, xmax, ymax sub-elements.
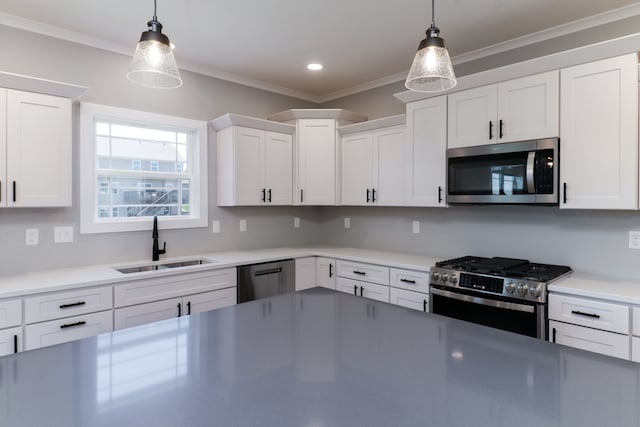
<box><xmin>405</xmin><ymin>0</ymin><xmax>456</xmax><ymax>92</ymax></box>
<box><xmin>127</xmin><ymin>1</ymin><xmax>182</xmax><ymax>89</ymax></box>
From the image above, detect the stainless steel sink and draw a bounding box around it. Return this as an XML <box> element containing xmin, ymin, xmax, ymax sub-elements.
<box><xmin>115</xmin><ymin>258</ymin><xmax>214</xmax><ymax>274</ymax></box>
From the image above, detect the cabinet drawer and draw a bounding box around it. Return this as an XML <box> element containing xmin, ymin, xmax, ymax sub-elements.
<box><xmin>633</xmin><ymin>307</ymin><xmax>640</xmax><ymax>336</ymax></box>
<box><xmin>25</xmin><ymin>286</ymin><xmax>112</xmax><ymax>324</ymax></box>
<box><xmin>390</xmin><ymin>268</ymin><xmax>429</xmax><ymax>293</ymax></box>
<box><xmin>114</xmin><ymin>298</ymin><xmax>182</xmax><ymax>331</ymax></box>
<box><xmin>186</xmin><ymin>288</ymin><xmax>237</xmax><ymax>315</ymax></box>
<box><xmin>548</xmin><ymin>294</ymin><xmax>629</xmax><ymax>334</ymax></box>
<box><xmin>25</xmin><ymin>311</ymin><xmax>113</xmax><ymax>351</ymax></box>
<box><xmin>0</xmin><ymin>299</ymin><xmax>22</xmax><ymax>329</ymax></box>
<box><xmin>549</xmin><ymin>320</ymin><xmax>629</xmax><ymax>360</ymax></box>
<box><xmin>633</xmin><ymin>337</ymin><xmax>640</xmax><ymax>363</ymax></box>
<box><xmin>114</xmin><ymin>268</ymin><xmax>236</xmax><ymax>308</ymax></box>
<box><xmin>336</xmin><ymin>260</ymin><xmax>389</xmax><ymax>285</ymax></box>
<box><xmin>390</xmin><ymin>287</ymin><xmax>429</xmax><ymax>312</ymax></box>
<box><xmin>0</xmin><ymin>327</ymin><xmax>23</xmax><ymax>356</ymax></box>
<box><xmin>336</xmin><ymin>277</ymin><xmax>389</xmax><ymax>303</ymax></box>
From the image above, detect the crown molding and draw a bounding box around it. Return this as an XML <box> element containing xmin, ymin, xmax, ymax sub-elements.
<box><xmin>3</xmin><ymin>2</ymin><xmax>640</xmax><ymax>104</ymax></box>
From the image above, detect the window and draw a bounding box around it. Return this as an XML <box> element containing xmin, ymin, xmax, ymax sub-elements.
<box><xmin>80</xmin><ymin>103</ymin><xmax>208</xmax><ymax>234</ymax></box>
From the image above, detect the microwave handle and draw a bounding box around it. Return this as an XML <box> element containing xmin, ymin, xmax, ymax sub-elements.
<box><xmin>526</xmin><ymin>151</ymin><xmax>536</xmax><ymax>193</ymax></box>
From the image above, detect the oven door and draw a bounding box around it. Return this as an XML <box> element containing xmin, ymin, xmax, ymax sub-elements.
<box><xmin>430</xmin><ymin>285</ymin><xmax>546</xmax><ymax>339</ymax></box>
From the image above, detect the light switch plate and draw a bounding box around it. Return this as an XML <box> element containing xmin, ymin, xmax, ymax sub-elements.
<box><xmin>294</xmin><ymin>217</ymin><xmax>300</xmax><ymax>228</ymax></box>
<box><xmin>344</xmin><ymin>218</ymin><xmax>351</xmax><ymax>229</ymax></box>
<box><xmin>412</xmin><ymin>221</ymin><xmax>420</xmax><ymax>234</ymax></box>
<box><xmin>25</xmin><ymin>228</ymin><xmax>39</xmax><ymax>246</ymax></box>
<box><xmin>212</xmin><ymin>220</ymin><xmax>220</xmax><ymax>234</ymax></box>
<box><xmin>54</xmin><ymin>226</ymin><xmax>74</xmax><ymax>243</ymax></box>
<box><xmin>239</xmin><ymin>219</ymin><xmax>247</xmax><ymax>232</ymax></box>
<box><xmin>630</xmin><ymin>231</ymin><xmax>640</xmax><ymax>249</ymax></box>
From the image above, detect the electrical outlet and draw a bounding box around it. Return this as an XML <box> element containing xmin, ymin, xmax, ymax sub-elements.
<box><xmin>239</xmin><ymin>219</ymin><xmax>247</xmax><ymax>232</ymax></box>
<box><xmin>54</xmin><ymin>226</ymin><xmax>74</xmax><ymax>243</ymax></box>
<box><xmin>412</xmin><ymin>221</ymin><xmax>420</xmax><ymax>234</ymax></box>
<box><xmin>294</xmin><ymin>217</ymin><xmax>300</xmax><ymax>228</ymax></box>
<box><xmin>212</xmin><ymin>220</ymin><xmax>220</xmax><ymax>234</ymax></box>
<box><xmin>25</xmin><ymin>229</ymin><xmax>39</xmax><ymax>246</ymax></box>
<box><xmin>630</xmin><ymin>231</ymin><xmax>640</xmax><ymax>249</ymax></box>
<box><xmin>344</xmin><ymin>217</ymin><xmax>351</xmax><ymax>229</ymax></box>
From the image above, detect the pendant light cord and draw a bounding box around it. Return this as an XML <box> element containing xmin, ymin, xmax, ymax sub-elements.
<box><xmin>153</xmin><ymin>0</ymin><xmax>157</xmax><ymax>21</ymax></box>
<box><xmin>431</xmin><ymin>0</ymin><xmax>435</xmax><ymax>27</ymax></box>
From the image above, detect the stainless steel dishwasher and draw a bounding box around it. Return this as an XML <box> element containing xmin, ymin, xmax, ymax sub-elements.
<box><xmin>237</xmin><ymin>259</ymin><xmax>295</xmax><ymax>303</ymax></box>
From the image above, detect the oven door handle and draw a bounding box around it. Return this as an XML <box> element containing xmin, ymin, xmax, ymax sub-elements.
<box><xmin>430</xmin><ymin>288</ymin><xmax>535</xmax><ymax>313</ymax></box>
<box><xmin>526</xmin><ymin>151</ymin><xmax>536</xmax><ymax>194</ymax></box>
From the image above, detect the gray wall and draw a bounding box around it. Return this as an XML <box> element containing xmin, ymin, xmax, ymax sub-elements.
<box><xmin>0</xmin><ymin>25</ymin><xmax>320</xmax><ymax>277</ymax></box>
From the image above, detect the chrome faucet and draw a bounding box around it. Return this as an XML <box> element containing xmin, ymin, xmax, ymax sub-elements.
<box><xmin>152</xmin><ymin>216</ymin><xmax>166</xmax><ymax>261</ymax></box>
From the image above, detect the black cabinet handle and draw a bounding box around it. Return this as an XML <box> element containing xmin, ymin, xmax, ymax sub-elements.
<box><xmin>300</xmin><ymin>189</ymin><xmax>304</xmax><ymax>203</ymax></box>
<box><xmin>499</xmin><ymin>119</ymin><xmax>504</xmax><ymax>138</ymax></box>
<box><xmin>372</xmin><ymin>189</ymin><xmax>376</xmax><ymax>203</ymax></box>
<box><xmin>13</xmin><ymin>334</ymin><xmax>18</xmax><ymax>354</ymax></box>
<box><xmin>571</xmin><ymin>310</ymin><xmax>600</xmax><ymax>319</ymax></box>
<box><xmin>12</xmin><ymin>181</ymin><xmax>16</xmax><ymax>203</ymax></box>
<box><xmin>353</xmin><ymin>285</ymin><xmax>358</xmax><ymax>295</ymax></box>
<box><xmin>268</xmin><ymin>189</ymin><xmax>272</xmax><ymax>203</ymax></box>
<box><xmin>366</xmin><ymin>188</ymin><xmax>371</xmax><ymax>203</ymax></box>
<box><xmin>59</xmin><ymin>301</ymin><xmax>86</xmax><ymax>309</ymax></box>
<box><xmin>400</xmin><ymin>279</ymin><xmax>416</xmax><ymax>284</ymax></box>
<box><xmin>261</xmin><ymin>188</ymin><xmax>266</xmax><ymax>202</ymax></box>
<box><xmin>423</xmin><ymin>300</ymin><xmax>427</xmax><ymax>312</ymax></box>
<box><xmin>187</xmin><ymin>301</ymin><xmax>191</xmax><ymax>315</ymax></box>
<box><xmin>360</xmin><ymin>286</ymin><xmax>364</xmax><ymax>297</ymax></box>
<box><xmin>329</xmin><ymin>264</ymin><xmax>333</xmax><ymax>278</ymax></box>
<box><xmin>438</xmin><ymin>186</ymin><xmax>443</xmax><ymax>204</ymax></box>
<box><xmin>489</xmin><ymin>121</ymin><xmax>493</xmax><ymax>140</ymax></box>
<box><xmin>552</xmin><ymin>327</ymin><xmax>557</xmax><ymax>343</ymax></box>
<box><xmin>563</xmin><ymin>182</ymin><xmax>567</xmax><ymax>204</ymax></box>
<box><xmin>177</xmin><ymin>303</ymin><xmax>182</xmax><ymax>317</ymax></box>
<box><xmin>60</xmin><ymin>321</ymin><xmax>86</xmax><ymax>329</ymax></box>
<box><xmin>353</xmin><ymin>270</ymin><xmax>366</xmax><ymax>276</ymax></box>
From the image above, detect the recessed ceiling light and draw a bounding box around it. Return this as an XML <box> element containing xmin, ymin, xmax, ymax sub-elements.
<box><xmin>307</xmin><ymin>63</ymin><xmax>323</xmax><ymax>71</ymax></box>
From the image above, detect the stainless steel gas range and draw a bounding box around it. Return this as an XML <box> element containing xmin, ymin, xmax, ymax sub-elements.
<box><xmin>429</xmin><ymin>256</ymin><xmax>572</xmax><ymax>340</ymax></box>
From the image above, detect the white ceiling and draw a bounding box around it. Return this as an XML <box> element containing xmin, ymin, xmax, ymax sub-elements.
<box><xmin>1</xmin><ymin>0</ymin><xmax>640</xmax><ymax>102</ymax></box>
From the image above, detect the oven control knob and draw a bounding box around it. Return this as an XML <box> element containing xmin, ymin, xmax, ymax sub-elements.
<box><xmin>516</xmin><ymin>284</ymin><xmax>528</xmax><ymax>296</ymax></box>
<box><xmin>449</xmin><ymin>275</ymin><xmax>458</xmax><ymax>285</ymax></box>
<box><xmin>505</xmin><ymin>282</ymin><xmax>516</xmax><ymax>294</ymax></box>
<box><xmin>432</xmin><ymin>272</ymin><xmax>440</xmax><ymax>281</ymax></box>
<box><xmin>528</xmin><ymin>285</ymin><xmax>541</xmax><ymax>298</ymax></box>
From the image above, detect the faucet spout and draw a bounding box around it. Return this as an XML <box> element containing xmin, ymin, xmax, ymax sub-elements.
<box><xmin>152</xmin><ymin>216</ymin><xmax>166</xmax><ymax>261</ymax></box>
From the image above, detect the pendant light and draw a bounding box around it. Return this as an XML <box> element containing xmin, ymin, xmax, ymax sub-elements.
<box><xmin>127</xmin><ymin>0</ymin><xmax>182</xmax><ymax>89</ymax></box>
<box><xmin>405</xmin><ymin>0</ymin><xmax>456</xmax><ymax>92</ymax></box>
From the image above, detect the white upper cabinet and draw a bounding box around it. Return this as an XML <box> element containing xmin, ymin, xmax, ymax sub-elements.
<box><xmin>339</xmin><ymin>116</ymin><xmax>406</xmax><ymax>206</ymax></box>
<box><xmin>406</xmin><ymin>96</ymin><xmax>447</xmax><ymax>207</ymax></box>
<box><xmin>448</xmin><ymin>71</ymin><xmax>559</xmax><ymax>149</ymax></box>
<box><xmin>560</xmin><ymin>54</ymin><xmax>638</xmax><ymax>210</ymax></box>
<box><xmin>213</xmin><ymin>114</ymin><xmax>294</xmax><ymax>206</ymax></box>
<box><xmin>1</xmin><ymin>89</ymin><xmax>71</xmax><ymax>207</ymax></box>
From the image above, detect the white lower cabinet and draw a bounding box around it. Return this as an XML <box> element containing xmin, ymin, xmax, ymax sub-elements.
<box><xmin>186</xmin><ymin>287</ymin><xmax>236</xmax><ymax>315</ymax></box>
<box><xmin>390</xmin><ymin>287</ymin><xmax>428</xmax><ymax>312</ymax></box>
<box><xmin>549</xmin><ymin>320</ymin><xmax>630</xmax><ymax>360</ymax></box>
<box><xmin>25</xmin><ymin>286</ymin><xmax>113</xmax><ymax>324</ymax></box>
<box><xmin>315</xmin><ymin>257</ymin><xmax>336</xmax><ymax>289</ymax></box>
<box><xmin>25</xmin><ymin>311</ymin><xmax>113</xmax><ymax>351</ymax></box>
<box><xmin>336</xmin><ymin>277</ymin><xmax>389</xmax><ymax>303</ymax></box>
<box><xmin>0</xmin><ymin>327</ymin><xmax>22</xmax><ymax>356</ymax></box>
<box><xmin>0</xmin><ymin>299</ymin><xmax>22</xmax><ymax>330</ymax></box>
<box><xmin>295</xmin><ymin>257</ymin><xmax>317</xmax><ymax>291</ymax></box>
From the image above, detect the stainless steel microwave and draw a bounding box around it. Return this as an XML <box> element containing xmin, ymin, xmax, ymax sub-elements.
<box><xmin>447</xmin><ymin>138</ymin><xmax>559</xmax><ymax>205</ymax></box>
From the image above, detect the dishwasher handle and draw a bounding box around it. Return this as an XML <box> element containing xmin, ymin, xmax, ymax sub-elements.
<box><xmin>254</xmin><ymin>267</ymin><xmax>283</xmax><ymax>277</ymax></box>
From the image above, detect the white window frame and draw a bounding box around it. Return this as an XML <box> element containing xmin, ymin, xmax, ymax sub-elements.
<box><xmin>80</xmin><ymin>103</ymin><xmax>208</xmax><ymax>234</ymax></box>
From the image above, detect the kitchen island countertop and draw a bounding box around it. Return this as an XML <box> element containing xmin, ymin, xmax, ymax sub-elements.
<box><xmin>1</xmin><ymin>288</ymin><xmax>638</xmax><ymax>427</ymax></box>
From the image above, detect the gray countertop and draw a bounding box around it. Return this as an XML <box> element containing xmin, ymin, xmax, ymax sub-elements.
<box><xmin>1</xmin><ymin>288</ymin><xmax>639</xmax><ymax>426</ymax></box>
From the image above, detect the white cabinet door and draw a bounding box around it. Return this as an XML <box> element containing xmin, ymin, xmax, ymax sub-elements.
<box><xmin>548</xmin><ymin>293</ymin><xmax>629</xmax><ymax>334</ymax></box>
<box><xmin>233</xmin><ymin>126</ymin><xmax>265</xmax><ymax>205</ymax></box>
<box><xmin>25</xmin><ymin>311</ymin><xmax>113</xmax><ymax>351</ymax></box>
<box><xmin>560</xmin><ymin>54</ymin><xmax>638</xmax><ymax>210</ymax></box>
<box><xmin>389</xmin><ymin>268</ymin><xmax>430</xmax><ymax>294</ymax></box>
<box><xmin>184</xmin><ymin>288</ymin><xmax>236</xmax><ymax>315</ymax></box>
<box><xmin>336</xmin><ymin>277</ymin><xmax>360</xmax><ymax>296</ymax></box>
<box><xmin>632</xmin><ymin>337</ymin><xmax>640</xmax><ymax>363</ymax></box>
<box><xmin>0</xmin><ymin>89</ymin><xmax>6</xmax><ymax>208</ymax></box>
<box><xmin>0</xmin><ymin>327</ymin><xmax>22</xmax><ymax>356</ymax></box>
<box><xmin>336</xmin><ymin>277</ymin><xmax>389</xmax><ymax>303</ymax></box>
<box><xmin>264</xmin><ymin>131</ymin><xmax>292</xmax><ymax>205</ymax></box>
<box><xmin>341</xmin><ymin>131</ymin><xmax>373</xmax><ymax>205</ymax></box>
<box><xmin>295</xmin><ymin>257</ymin><xmax>317</xmax><ymax>291</ymax></box>
<box><xmin>448</xmin><ymin>85</ymin><xmax>497</xmax><ymax>149</ymax></box>
<box><xmin>390</xmin><ymin>287</ymin><xmax>428</xmax><ymax>312</ymax></box>
<box><xmin>315</xmin><ymin>257</ymin><xmax>336</xmax><ymax>290</ymax></box>
<box><xmin>549</xmin><ymin>320</ymin><xmax>630</xmax><ymax>360</ymax></box>
<box><xmin>373</xmin><ymin>125</ymin><xmax>406</xmax><ymax>206</ymax></box>
<box><xmin>497</xmin><ymin>71</ymin><xmax>559</xmax><ymax>143</ymax></box>
<box><xmin>114</xmin><ymin>298</ymin><xmax>181</xmax><ymax>330</ymax></box>
<box><xmin>25</xmin><ymin>286</ymin><xmax>113</xmax><ymax>324</ymax></box>
<box><xmin>6</xmin><ymin>90</ymin><xmax>71</xmax><ymax>207</ymax></box>
<box><xmin>0</xmin><ymin>299</ymin><xmax>22</xmax><ymax>329</ymax></box>
<box><xmin>297</xmin><ymin>119</ymin><xmax>337</xmax><ymax>205</ymax></box>
<box><xmin>406</xmin><ymin>96</ymin><xmax>447</xmax><ymax>207</ymax></box>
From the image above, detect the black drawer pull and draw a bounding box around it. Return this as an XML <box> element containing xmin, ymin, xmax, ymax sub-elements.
<box><xmin>60</xmin><ymin>321</ymin><xmax>86</xmax><ymax>329</ymax></box>
<box><xmin>353</xmin><ymin>285</ymin><xmax>358</xmax><ymax>295</ymax></box>
<box><xmin>423</xmin><ymin>300</ymin><xmax>427</xmax><ymax>312</ymax></box>
<box><xmin>261</xmin><ymin>188</ymin><xmax>266</xmax><ymax>202</ymax></box>
<box><xmin>552</xmin><ymin>327</ymin><xmax>557</xmax><ymax>343</ymax></box>
<box><xmin>372</xmin><ymin>189</ymin><xmax>376</xmax><ymax>203</ymax></box>
<box><xmin>187</xmin><ymin>301</ymin><xmax>192</xmax><ymax>315</ymax></box>
<box><xmin>178</xmin><ymin>303</ymin><xmax>182</xmax><ymax>317</ymax></box>
<box><xmin>12</xmin><ymin>181</ymin><xmax>16</xmax><ymax>203</ymax></box>
<box><xmin>499</xmin><ymin>119</ymin><xmax>504</xmax><ymax>138</ymax></box>
<box><xmin>563</xmin><ymin>182</ymin><xmax>567</xmax><ymax>204</ymax></box>
<box><xmin>329</xmin><ymin>264</ymin><xmax>333</xmax><ymax>278</ymax></box>
<box><xmin>489</xmin><ymin>121</ymin><xmax>493</xmax><ymax>140</ymax></box>
<box><xmin>571</xmin><ymin>310</ymin><xmax>600</xmax><ymax>319</ymax></box>
<box><xmin>353</xmin><ymin>270</ymin><xmax>366</xmax><ymax>276</ymax></box>
<box><xmin>268</xmin><ymin>189</ymin><xmax>272</xmax><ymax>203</ymax></box>
<box><xmin>59</xmin><ymin>301</ymin><xmax>86</xmax><ymax>309</ymax></box>
<box><xmin>366</xmin><ymin>189</ymin><xmax>371</xmax><ymax>203</ymax></box>
<box><xmin>400</xmin><ymin>279</ymin><xmax>416</xmax><ymax>284</ymax></box>
<box><xmin>14</xmin><ymin>334</ymin><xmax>18</xmax><ymax>354</ymax></box>
<box><xmin>438</xmin><ymin>186</ymin><xmax>443</xmax><ymax>204</ymax></box>
<box><xmin>360</xmin><ymin>286</ymin><xmax>364</xmax><ymax>297</ymax></box>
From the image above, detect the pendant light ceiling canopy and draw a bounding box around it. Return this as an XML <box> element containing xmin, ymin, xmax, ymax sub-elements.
<box><xmin>405</xmin><ymin>0</ymin><xmax>457</xmax><ymax>93</ymax></box>
<box><xmin>127</xmin><ymin>0</ymin><xmax>182</xmax><ymax>89</ymax></box>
